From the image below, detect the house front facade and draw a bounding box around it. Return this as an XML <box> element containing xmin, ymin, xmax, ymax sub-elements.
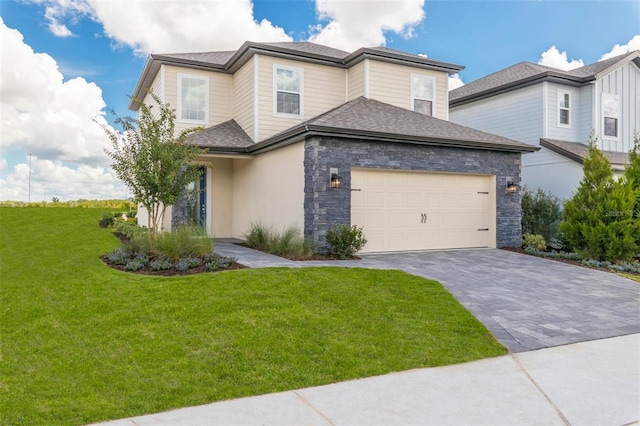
<box><xmin>131</xmin><ymin>41</ymin><xmax>536</xmax><ymax>253</ymax></box>
<box><xmin>450</xmin><ymin>51</ymin><xmax>640</xmax><ymax>200</ymax></box>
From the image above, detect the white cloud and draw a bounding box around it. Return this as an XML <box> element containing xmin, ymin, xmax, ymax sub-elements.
<box><xmin>308</xmin><ymin>0</ymin><xmax>425</xmax><ymax>51</ymax></box>
<box><xmin>45</xmin><ymin>6</ymin><xmax>73</xmax><ymax>37</ymax></box>
<box><xmin>0</xmin><ymin>18</ymin><xmax>113</xmax><ymax>166</ymax></box>
<box><xmin>26</xmin><ymin>0</ymin><xmax>292</xmax><ymax>54</ymax></box>
<box><xmin>0</xmin><ymin>156</ymin><xmax>129</xmax><ymax>201</ymax></box>
<box><xmin>600</xmin><ymin>35</ymin><xmax>640</xmax><ymax>60</ymax></box>
<box><xmin>448</xmin><ymin>73</ymin><xmax>464</xmax><ymax>91</ymax></box>
<box><xmin>538</xmin><ymin>46</ymin><xmax>584</xmax><ymax>71</ymax></box>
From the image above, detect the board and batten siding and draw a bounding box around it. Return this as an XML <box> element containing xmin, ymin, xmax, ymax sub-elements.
<box><xmin>367</xmin><ymin>61</ymin><xmax>448</xmax><ymax>120</ymax></box>
<box><xmin>546</xmin><ymin>82</ymin><xmax>582</xmax><ymax>142</ymax></box>
<box><xmin>163</xmin><ymin>65</ymin><xmax>233</xmax><ymax>134</ymax></box>
<box><xmin>233</xmin><ymin>57</ymin><xmax>255</xmax><ymax>141</ymax></box>
<box><xmin>255</xmin><ymin>56</ymin><xmax>345</xmax><ymax>141</ymax></box>
<box><xmin>577</xmin><ymin>84</ymin><xmax>594</xmax><ymax>144</ymax></box>
<box><xmin>595</xmin><ymin>61</ymin><xmax>640</xmax><ymax>153</ymax></box>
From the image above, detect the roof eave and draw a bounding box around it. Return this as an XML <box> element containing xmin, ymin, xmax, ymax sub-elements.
<box><xmin>450</xmin><ymin>72</ymin><xmax>594</xmax><ymax>107</ymax></box>
<box><xmin>249</xmin><ymin>124</ymin><xmax>539</xmax><ymax>154</ymax></box>
<box><xmin>345</xmin><ymin>47</ymin><xmax>464</xmax><ymax>74</ymax></box>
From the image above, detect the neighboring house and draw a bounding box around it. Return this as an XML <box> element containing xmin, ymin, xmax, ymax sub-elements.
<box><xmin>450</xmin><ymin>51</ymin><xmax>640</xmax><ymax>201</ymax></box>
<box><xmin>130</xmin><ymin>41</ymin><xmax>536</xmax><ymax>253</ymax></box>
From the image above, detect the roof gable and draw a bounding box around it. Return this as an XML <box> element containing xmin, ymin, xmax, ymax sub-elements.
<box><xmin>451</xmin><ymin>50</ymin><xmax>640</xmax><ymax>106</ymax></box>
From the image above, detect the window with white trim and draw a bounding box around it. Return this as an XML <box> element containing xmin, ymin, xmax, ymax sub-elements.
<box><xmin>557</xmin><ymin>89</ymin><xmax>571</xmax><ymax>127</ymax></box>
<box><xmin>178</xmin><ymin>74</ymin><xmax>208</xmax><ymax>123</ymax></box>
<box><xmin>274</xmin><ymin>65</ymin><xmax>303</xmax><ymax>117</ymax></box>
<box><xmin>602</xmin><ymin>93</ymin><xmax>619</xmax><ymax>138</ymax></box>
<box><xmin>411</xmin><ymin>74</ymin><xmax>435</xmax><ymax>116</ymax></box>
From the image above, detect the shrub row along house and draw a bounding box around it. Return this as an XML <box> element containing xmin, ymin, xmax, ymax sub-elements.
<box><xmin>450</xmin><ymin>51</ymin><xmax>640</xmax><ymax>201</ymax></box>
<box><xmin>130</xmin><ymin>41</ymin><xmax>540</xmax><ymax>253</ymax></box>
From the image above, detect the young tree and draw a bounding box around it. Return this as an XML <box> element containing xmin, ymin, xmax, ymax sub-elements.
<box><xmin>99</xmin><ymin>92</ymin><xmax>203</xmax><ymax>238</ymax></box>
<box><xmin>560</xmin><ymin>131</ymin><xmax>638</xmax><ymax>261</ymax></box>
<box><xmin>623</xmin><ymin>132</ymin><xmax>640</xmax><ymax>245</ymax></box>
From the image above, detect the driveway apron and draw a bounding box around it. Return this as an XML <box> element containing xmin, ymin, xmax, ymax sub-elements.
<box><xmin>361</xmin><ymin>249</ymin><xmax>640</xmax><ymax>352</ymax></box>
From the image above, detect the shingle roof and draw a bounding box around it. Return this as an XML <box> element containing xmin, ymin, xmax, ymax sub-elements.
<box><xmin>249</xmin><ymin>97</ymin><xmax>538</xmax><ymax>153</ymax></box>
<box><xmin>540</xmin><ymin>138</ymin><xmax>630</xmax><ymax>168</ymax></box>
<box><xmin>450</xmin><ymin>51</ymin><xmax>640</xmax><ymax>105</ymax></box>
<box><xmin>186</xmin><ymin>119</ymin><xmax>253</xmax><ymax>149</ymax></box>
<box><xmin>131</xmin><ymin>41</ymin><xmax>464</xmax><ymax>109</ymax></box>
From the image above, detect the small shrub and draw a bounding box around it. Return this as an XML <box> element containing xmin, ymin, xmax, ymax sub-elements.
<box><xmin>220</xmin><ymin>256</ymin><xmax>237</xmax><ymax>268</ymax></box>
<box><xmin>325</xmin><ymin>224</ymin><xmax>367</xmax><ymax>259</ymax></box>
<box><xmin>174</xmin><ymin>259</ymin><xmax>191</xmax><ymax>272</ymax></box>
<box><xmin>244</xmin><ymin>222</ymin><xmax>272</xmax><ymax>252</ymax></box>
<box><xmin>149</xmin><ymin>258</ymin><xmax>173</xmax><ymax>271</ymax></box>
<box><xmin>522</xmin><ymin>233</ymin><xmax>546</xmax><ymax>251</ymax></box>
<box><xmin>521</xmin><ymin>186</ymin><xmax>562</xmax><ymax>243</ymax></box>
<box><xmin>101</xmin><ymin>211</ymin><xmax>116</xmax><ymax>228</ymax></box>
<box><xmin>114</xmin><ymin>221</ymin><xmax>147</xmax><ymax>240</ymax></box>
<box><xmin>205</xmin><ymin>256</ymin><xmax>220</xmax><ymax>271</ymax></box>
<box><xmin>125</xmin><ymin>259</ymin><xmax>144</xmax><ymax>271</ymax></box>
<box><xmin>106</xmin><ymin>247</ymin><xmax>131</xmax><ymax>265</ymax></box>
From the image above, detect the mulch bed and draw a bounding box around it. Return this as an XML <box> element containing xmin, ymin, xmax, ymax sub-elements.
<box><xmin>100</xmin><ymin>255</ymin><xmax>247</xmax><ymax>276</ymax></box>
<box><xmin>503</xmin><ymin>247</ymin><xmax>640</xmax><ymax>277</ymax></box>
<box><xmin>233</xmin><ymin>243</ymin><xmax>359</xmax><ymax>261</ymax></box>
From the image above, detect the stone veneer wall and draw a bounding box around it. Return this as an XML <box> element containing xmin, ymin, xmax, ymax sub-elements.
<box><xmin>304</xmin><ymin>136</ymin><xmax>523</xmax><ymax>250</ymax></box>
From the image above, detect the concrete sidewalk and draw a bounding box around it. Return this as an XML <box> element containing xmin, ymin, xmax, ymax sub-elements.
<box><xmin>93</xmin><ymin>333</ymin><xmax>639</xmax><ymax>425</ymax></box>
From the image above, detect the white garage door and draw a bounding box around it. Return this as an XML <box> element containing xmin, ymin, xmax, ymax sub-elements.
<box><xmin>351</xmin><ymin>169</ymin><xmax>496</xmax><ymax>253</ymax></box>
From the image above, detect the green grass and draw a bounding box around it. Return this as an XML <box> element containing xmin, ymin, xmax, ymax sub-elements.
<box><xmin>620</xmin><ymin>273</ymin><xmax>640</xmax><ymax>283</ymax></box>
<box><xmin>0</xmin><ymin>207</ymin><xmax>506</xmax><ymax>425</ymax></box>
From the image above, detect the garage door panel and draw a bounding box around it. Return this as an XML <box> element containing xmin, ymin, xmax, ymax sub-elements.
<box><xmin>351</xmin><ymin>169</ymin><xmax>496</xmax><ymax>253</ymax></box>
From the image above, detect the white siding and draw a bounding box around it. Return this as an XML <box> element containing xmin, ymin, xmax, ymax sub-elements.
<box><xmin>596</xmin><ymin>62</ymin><xmax>640</xmax><ymax>152</ymax></box>
<box><xmin>546</xmin><ymin>83</ymin><xmax>581</xmax><ymax>142</ymax></box>
<box><xmin>450</xmin><ymin>83</ymin><xmax>544</xmax><ymax>146</ymax></box>
<box><xmin>577</xmin><ymin>84</ymin><xmax>594</xmax><ymax>143</ymax></box>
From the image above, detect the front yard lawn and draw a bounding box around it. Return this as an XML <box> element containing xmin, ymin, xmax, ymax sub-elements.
<box><xmin>0</xmin><ymin>207</ymin><xmax>506</xmax><ymax>425</ymax></box>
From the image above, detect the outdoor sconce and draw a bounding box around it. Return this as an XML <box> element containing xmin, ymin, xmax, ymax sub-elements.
<box><xmin>330</xmin><ymin>168</ymin><xmax>343</xmax><ymax>189</ymax></box>
<box><xmin>506</xmin><ymin>178</ymin><xmax>518</xmax><ymax>194</ymax></box>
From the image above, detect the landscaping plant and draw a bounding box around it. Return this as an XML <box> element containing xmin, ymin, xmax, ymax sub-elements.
<box><xmin>560</xmin><ymin>132</ymin><xmax>639</xmax><ymax>262</ymax></box>
<box><xmin>99</xmin><ymin>91</ymin><xmax>204</xmax><ymax>239</ymax></box>
<box><xmin>244</xmin><ymin>222</ymin><xmax>315</xmax><ymax>259</ymax></box>
<box><xmin>522</xmin><ymin>233</ymin><xmax>546</xmax><ymax>251</ymax></box>
<box><xmin>521</xmin><ymin>186</ymin><xmax>562</xmax><ymax>243</ymax></box>
<box><xmin>325</xmin><ymin>224</ymin><xmax>367</xmax><ymax>259</ymax></box>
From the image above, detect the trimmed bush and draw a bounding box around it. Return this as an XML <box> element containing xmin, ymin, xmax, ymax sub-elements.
<box><xmin>325</xmin><ymin>225</ymin><xmax>367</xmax><ymax>259</ymax></box>
<box><xmin>523</xmin><ymin>233</ymin><xmax>546</xmax><ymax>251</ymax></box>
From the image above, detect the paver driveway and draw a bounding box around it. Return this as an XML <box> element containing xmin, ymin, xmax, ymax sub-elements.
<box><xmin>361</xmin><ymin>249</ymin><xmax>640</xmax><ymax>352</ymax></box>
<box><xmin>217</xmin><ymin>243</ymin><xmax>640</xmax><ymax>353</ymax></box>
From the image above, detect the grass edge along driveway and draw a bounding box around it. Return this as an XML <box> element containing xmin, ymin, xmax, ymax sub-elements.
<box><xmin>0</xmin><ymin>207</ymin><xmax>506</xmax><ymax>425</ymax></box>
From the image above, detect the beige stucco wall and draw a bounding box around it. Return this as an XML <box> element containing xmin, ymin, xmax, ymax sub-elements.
<box><xmin>230</xmin><ymin>142</ymin><xmax>305</xmax><ymax>238</ymax></box>
<box><xmin>256</xmin><ymin>56</ymin><xmax>345</xmax><ymax>141</ymax></box>
<box><xmin>367</xmin><ymin>61</ymin><xmax>448</xmax><ymax>120</ymax></box>
<box><xmin>162</xmin><ymin>65</ymin><xmax>233</xmax><ymax>134</ymax></box>
<box><xmin>233</xmin><ymin>57</ymin><xmax>255</xmax><ymax>141</ymax></box>
<box><xmin>205</xmin><ymin>157</ymin><xmax>234</xmax><ymax>238</ymax></box>
<box><xmin>136</xmin><ymin>204</ymin><xmax>173</xmax><ymax>233</ymax></box>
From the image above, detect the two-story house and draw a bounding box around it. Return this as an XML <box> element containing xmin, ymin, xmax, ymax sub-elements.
<box><xmin>130</xmin><ymin>41</ymin><xmax>537</xmax><ymax>253</ymax></box>
<box><xmin>450</xmin><ymin>51</ymin><xmax>640</xmax><ymax>200</ymax></box>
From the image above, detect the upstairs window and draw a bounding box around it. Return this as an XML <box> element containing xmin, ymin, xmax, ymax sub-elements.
<box><xmin>602</xmin><ymin>93</ymin><xmax>619</xmax><ymax>138</ymax></box>
<box><xmin>411</xmin><ymin>74</ymin><xmax>435</xmax><ymax>116</ymax></box>
<box><xmin>178</xmin><ymin>74</ymin><xmax>208</xmax><ymax>123</ymax></box>
<box><xmin>557</xmin><ymin>90</ymin><xmax>571</xmax><ymax>127</ymax></box>
<box><xmin>274</xmin><ymin>65</ymin><xmax>303</xmax><ymax>117</ymax></box>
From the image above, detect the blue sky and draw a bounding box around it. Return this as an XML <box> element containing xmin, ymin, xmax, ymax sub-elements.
<box><xmin>1</xmin><ymin>0</ymin><xmax>639</xmax><ymax>201</ymax></box>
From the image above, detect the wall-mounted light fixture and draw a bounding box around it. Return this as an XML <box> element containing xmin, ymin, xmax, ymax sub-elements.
<box><xmin>506</xmin><ymin>177</ymin><xmax>518</xmax><ymax>194</ymax></box>
<box><xmin>330</xmin><ymin>168</ymin><xmax>343</xmax><ymax>189</ymax></box>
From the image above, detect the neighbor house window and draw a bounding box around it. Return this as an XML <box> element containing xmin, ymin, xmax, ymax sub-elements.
<box><xmin>557</xmin><ymin>89</ymin><xmax>571</xmax><ymax>127</ymax></box>
<box><xmin>411</xmin><ymin>74</ymin><xmax>435</xmax><ymax>116</ymax></box>
<box><xmin>274</xmin><ymin>65</ymin><xmax>303</xmax><ymax>117</ymax></box>
<box><xmin>602</xmin><ymin>93</ymin><xmax>619</xmax><ymax>138</ymax></box>
<box><xmin>178</xmin><ymin>74</ymin><xmax>208</xmax><ymax>123</ymax></box>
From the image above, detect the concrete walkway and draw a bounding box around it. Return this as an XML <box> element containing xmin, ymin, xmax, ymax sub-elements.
<box><xmin>93</xmin><ymin>333</ymin><xmax>640</xmax><ymax>425</ymax></box>
<box><xmin>216</xmin><ymin>243</ymin><xmax>640</xmax><ymax>352</ymax></box>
